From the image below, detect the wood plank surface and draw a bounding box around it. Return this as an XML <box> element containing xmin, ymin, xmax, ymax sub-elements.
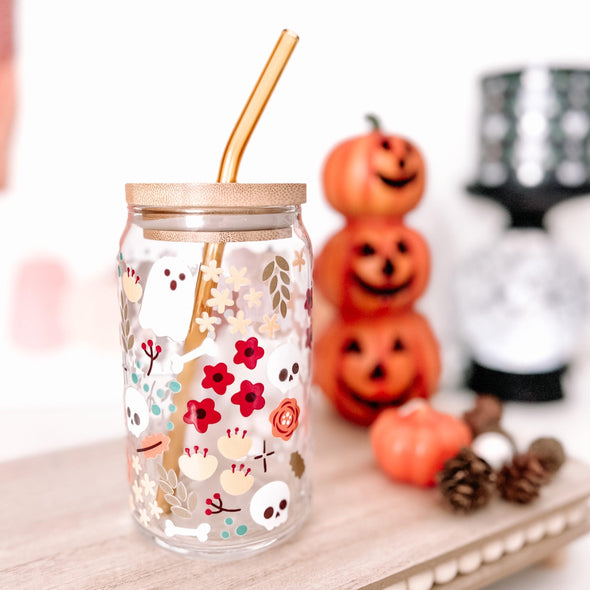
<box><xmin>2</xmin><ymin>397</ymin><xmax>590</xmax><ymax>590</ymax></box>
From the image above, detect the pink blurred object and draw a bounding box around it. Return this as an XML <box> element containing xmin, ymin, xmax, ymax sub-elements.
<box><xmin>0</xmin><ymin>0</ymin><xmax>15</xmax><ymax>190</ymax></box>
<box><xmin>12</xmin><ymin>258</ymin><xmax>70</xmax><ymax>350</ymax></box>
<box><xmin>11</xmin><ymin>257</ymin><xmax>119</xmax><ymax>352</ymax></box>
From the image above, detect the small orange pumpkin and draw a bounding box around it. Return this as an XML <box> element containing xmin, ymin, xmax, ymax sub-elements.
<box><xmin>370</xmin><ymin>401</ymin><xmax>472</xmax><ymax>487</ymax></box>
<box><xmin>314</xmin><ymin>312</ymin><xmax>440</xmax><ymax>426</ymax></box>
<box><xmin>314</xmin><ymin>218</ymin><xmax>430</xmax><ymax>317</ymax></box>
<box><xmin>323</xmin><ymin>115</ymin><xmax>426</xmax><ymax>217</ymax></box>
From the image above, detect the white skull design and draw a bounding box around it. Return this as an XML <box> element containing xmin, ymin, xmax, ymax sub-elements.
<box><xmin>267</xmin><ymin>343</ymin><xmax>301</xmax><ymax>393</ymax></box>
<box><xmin>139</xmin><ymin>256</ymin><xmax>196</xmax><ymax>342</ymax></box>
<box><xmin>125</xmin><ymin>387</ymin><xmax>149</xmax><ymax>437</ymax></box>
<box><xmin>249</xmin><ymin>481</ymin><xmax>290</xmax><ymax>531</ymax></box>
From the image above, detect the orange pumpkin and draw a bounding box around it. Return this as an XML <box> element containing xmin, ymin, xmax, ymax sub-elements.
<box><xmin>323</xmin><ymin>115</ymin><xmax>426</xmax><ymax>217</ymax></box>
<box><xmin>370</xmin><ymin>401</ymin><xmax>472</xmax><ymax>487</ymax></box>
<box><xmin>314</xmin><ymin>218</ymin><xmax>430</xmax><ymax>317</ymax></box>
<box><xmin>314</xmin><ymin>312</ymin><xmax>441</xmax><ymax>426</ymax></box>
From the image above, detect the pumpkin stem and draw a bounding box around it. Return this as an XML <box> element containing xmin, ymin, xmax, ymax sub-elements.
<box><xmin>366</xmin><ymin>113</ymin><xmax>382</xmax><ymax>132</ymax></box>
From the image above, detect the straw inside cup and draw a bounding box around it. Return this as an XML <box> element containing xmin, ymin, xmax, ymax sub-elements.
<box><xmin>156</xmin><ymin>29</ymin><xmax>299</xmax><ymax>512</ymax></box>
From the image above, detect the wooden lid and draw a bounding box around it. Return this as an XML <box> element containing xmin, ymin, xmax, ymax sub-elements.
<box><xmin>125</xmin><ymin>183</ymin><xmax>306</xmax><ymax>208</ymax></box>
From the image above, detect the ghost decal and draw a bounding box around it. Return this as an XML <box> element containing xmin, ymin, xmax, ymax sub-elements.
<box><xmin>139</xmin><ymin>256</ymin><xmax>196</xmax><ymax>342</ymax></box>
<box><xmin>249</xmin><ymin>481</ymin><xmax>290</xmax><ymax>531</ymax></box>
<box><xmin>125</xmin><ymin>387</ymin><xmax>149</xmax><ymax>437</ymax></box>
<box><xmin>267</xmin><ymin>343</ymin><xmax>301</xmax><ymax>393</ymax></box>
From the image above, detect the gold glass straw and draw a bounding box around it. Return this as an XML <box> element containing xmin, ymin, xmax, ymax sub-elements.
<box><xmin>157</xmin><ymin>29</ymin><xmax>299</xmax><ymax>511</ymax></box>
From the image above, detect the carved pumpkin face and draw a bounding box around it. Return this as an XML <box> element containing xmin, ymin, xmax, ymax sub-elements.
<box><xmin>314</xmin><ymin>312</ymin><xmax>441</xmax><ymax>426</ymax></box>
<box><xmin>314</xmin><ymin>219</ymin><xmax>430</xmax><ymax>316</ymax></box>
<box><xmin>323</xmin><ymin>128</ymin><xmax>426</xmax><ymax>217</ymax></box>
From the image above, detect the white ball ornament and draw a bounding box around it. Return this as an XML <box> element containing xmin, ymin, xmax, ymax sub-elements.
<box><xmin>472</xmin><ymin>431</ymin><xmax>514</xmax><ymax>471</ymax></box>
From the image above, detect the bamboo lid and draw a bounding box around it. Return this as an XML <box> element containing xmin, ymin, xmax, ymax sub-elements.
<box><xmin>125</xmin><ymin>183</ymin><xmax>306</xmax><ymax>208</ymax></box>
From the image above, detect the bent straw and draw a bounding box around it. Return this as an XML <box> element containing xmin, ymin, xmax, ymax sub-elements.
<box><xmin>157</xmin><ymin>29</ymin><xmax>299</xmax><ymax>511</ymax></box>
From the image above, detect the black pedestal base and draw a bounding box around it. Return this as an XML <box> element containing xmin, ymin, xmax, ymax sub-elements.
<box><xmin>466</xmin><ymin>361</ymin><xmax>566</xmax><ymax>402</ymax></box>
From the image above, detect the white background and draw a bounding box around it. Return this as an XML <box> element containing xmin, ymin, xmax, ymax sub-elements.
<box><xmin>1</xmin><ymin>1</ymin><xmax>590</xmax><ymax>587</ymax></box>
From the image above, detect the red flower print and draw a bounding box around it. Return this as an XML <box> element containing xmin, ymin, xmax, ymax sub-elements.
<box><xmin>183</xmin><ymin>398</ymin><xmax>222</xmax><ymax>434</ymax></box>
<box><xmin>231</xmin><ymin>380</ymin><xmax>266</xmax><ymax>417</ymax></box>
<box><xmin>202</xmin><ymin>363</ymin><xmax>235</xmax><ymax>395</ymax></box>
<box><xmin>304</xmin><ymin>288</ymin><xmax>313</xmax><ymax>316</ymax></box>
<box><xmin>234</xmin><ymin>337</ymin><xmax>265</xmax><ymax>370</ymax></box>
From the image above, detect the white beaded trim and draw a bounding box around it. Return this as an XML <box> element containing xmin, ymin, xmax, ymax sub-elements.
<box><xmin>382</xmin><ymin>500</ymin><xmax>588</xmax><ymax>589</ymax></box>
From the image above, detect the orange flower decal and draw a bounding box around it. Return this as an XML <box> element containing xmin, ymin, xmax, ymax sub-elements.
<box><xmin>269</xmin><ymin>398</ymin><xmax>300</xmax><ymax>441</ymax></box>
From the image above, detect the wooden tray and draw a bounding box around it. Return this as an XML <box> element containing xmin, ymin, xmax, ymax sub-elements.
<box><xmin>2</xmin><ymin>398</ymin><xmax>590</xmax><ymax>590</ymax></box>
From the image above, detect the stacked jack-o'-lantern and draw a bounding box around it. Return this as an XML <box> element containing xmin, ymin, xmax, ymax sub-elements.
<box><xmin>314</xmin><ymin>115</ymin><xmax>442</xmax><ymax>426</ymax></box>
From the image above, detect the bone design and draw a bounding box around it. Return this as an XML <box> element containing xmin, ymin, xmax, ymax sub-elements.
<box><xmin>170</xmin><ymin>338</ymin><xmax>217</xmax><ymax>373</ymax></box>
<box><xmin>164</xmin><ymin>520</ymin><xmax>211</xmax><ymax>542</ymax></box>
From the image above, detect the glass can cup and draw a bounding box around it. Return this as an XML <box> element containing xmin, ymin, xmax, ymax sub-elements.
<box><xmin>118</xmin><ymin>183</ymin><xmax>312</xmax><ymax>558</ymax></box>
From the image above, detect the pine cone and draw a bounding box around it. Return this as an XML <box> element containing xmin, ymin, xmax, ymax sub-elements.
<box><xmin>497</xmin><ymin>453</ymin><xmax>550</xmax><ymax>504</ymax></box>
<box><xmin>438</xmin><ymin>447</ymin><xmax>496</xmax><ymax>513</ymax></box>
<box><xmin>463</xmin><ymin>394</ymin><xmax>503</xmax><ymax>437</ymax></box>
<box><xmin>528</xmin><ymin>437</ymin><xmax>565</xmax><ymax>475</ymax></box>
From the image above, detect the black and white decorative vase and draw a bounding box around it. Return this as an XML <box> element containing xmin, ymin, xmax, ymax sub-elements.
<box><xmin>456</xmin><ymin>67</ymin><xmax>589</xmax><ymax>402</ymax></box>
